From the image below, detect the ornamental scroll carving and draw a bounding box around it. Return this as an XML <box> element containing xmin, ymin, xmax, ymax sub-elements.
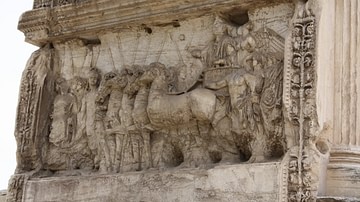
<box><xmin>283</xmin><ymin>1</ymin><xmax>321</xmax><ymax>201</ymax></box>
<box><xmin>15</xmin><ymin>9</ymin><xmax>291</xmax><ymax>176</ymax></box>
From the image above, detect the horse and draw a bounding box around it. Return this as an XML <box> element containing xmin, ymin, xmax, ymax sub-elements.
<box><xmin>134</xmin><ymin>62</ymin><xmax>218</xmax><ymax>167</ymax></box>
<box><xmin>96</xmin><ymin>67</ymin><xmax>152</xmax><ymax>172</ymax></box>
<box><xmin>137</xmin><ymin>62</ymin><xmax>217</xmax><ymax>129</ymax></box>
<box><xmin>94</xmin><ymin>71</ymin><xmax>127</xmax><ymax>172</ymax></box>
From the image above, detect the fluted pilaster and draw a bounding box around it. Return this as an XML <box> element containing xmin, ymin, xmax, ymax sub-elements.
<box><xmin>324</xmin><ymin>0</ymin><xmax>360</xmax><ymax>197</ymax></box>
<box><xmin>332</xmin><ymin>0</ymin><xmax>360</xmax><ymax>161</ymax></box>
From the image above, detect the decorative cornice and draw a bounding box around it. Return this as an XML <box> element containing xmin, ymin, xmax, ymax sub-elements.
<box><xmin>19</xmin><ymin>0</ymin><xmax>291</xmax><ymax>46</ymax></box>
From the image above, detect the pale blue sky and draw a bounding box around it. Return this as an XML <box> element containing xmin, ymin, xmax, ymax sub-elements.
<box><xmin>0</xmin><ymin>1</ymin><xmax>37</xmax><ymax>189</ymax></box>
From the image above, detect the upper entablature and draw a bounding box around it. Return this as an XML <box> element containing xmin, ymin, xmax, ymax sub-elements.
<box><xmin>33</xmin><ymin>0</ymin><xmax>90</xmax><ymax>9</ymax></box>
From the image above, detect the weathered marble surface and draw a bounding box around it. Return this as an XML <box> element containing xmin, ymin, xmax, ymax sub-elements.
<box><xmin>19</xmin><ymin>0</ymin><xmax>292</xmax><ymax>46</ymax></box>
<box><xmin>317</xmin><ymin>197</ymin><xmax>360</xmax><ymax>202</ymax></box>
<box><xmin>10</xmin><ymin>0</ymin><xmax>360</xmax><ymax>201</ymax></box>
<box><xmin>11</xmin><ymin>0</ymin><xmax>298</xmax><ymax>199</ymax></box>
<box><xmin>326</xmin><ymin>164</ymin><xmax>360</xmax><ymax>198</ymax></box>
<box><xmin>23</xmin><ymin>163</ymin><xmax>281</xmax><ymax>202</ymax></box>
<box><xmin>0</xmin><ymin>190</ymin><xmax>6</xmax><ymax>202</ymax></box>
<box><xmin>321</xmin><ymin>0</ymin><xmax>360</xmax><ymax>198</ymax></box>
<box><xmin>14</xmin><ymin>2</ymin><xmax>294</xmax><ymax>176</ymax></box>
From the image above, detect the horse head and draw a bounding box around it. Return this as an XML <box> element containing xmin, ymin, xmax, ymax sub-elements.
<box><xmin>96</xmin><ymin>71</ymin><xmax>127</xmax><ymax>104</ymax></box>
<box><xmin>138</xmin><ymin>62</ymin><xmax>167</xmax><ymax>85</ymax></box>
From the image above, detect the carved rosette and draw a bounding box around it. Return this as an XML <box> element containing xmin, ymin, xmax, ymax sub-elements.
<box><xmin>286</xmin><ymin>6</ymin><xmax>318</xmax><ymax>202</ymax></box>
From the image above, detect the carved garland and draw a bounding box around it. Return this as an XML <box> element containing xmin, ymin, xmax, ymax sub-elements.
<box><xmin>287</xmin><ymin>8</ymin><xmax>317</xmax><ymax>202</ymax></box>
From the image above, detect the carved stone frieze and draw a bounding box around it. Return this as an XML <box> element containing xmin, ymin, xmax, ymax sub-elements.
<box><xmin>14</xmin><ymin>4</ymin><xmax>294</xmax><ymax>176</ymax></box>
<box><xmin>11</xmin><ymin>0</ymin><xmax>360</xmax><ymax>201</ymax></box>
<box><xmin>15</xmin><ymin>1</ymin><xmax>347</xmax><ymax>201</ymax></box>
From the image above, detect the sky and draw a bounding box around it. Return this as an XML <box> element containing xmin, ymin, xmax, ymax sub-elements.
<box><xmin>0</xmin><ymin>1</ymin><xmax>37</xmax><ymax>189</ymax></box>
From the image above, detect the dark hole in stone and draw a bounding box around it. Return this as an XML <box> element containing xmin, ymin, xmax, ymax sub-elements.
<box><xmin>144</xmin><ymin>27</ymin><xmax>152</xmax><ymax>34</ymax></box>
<box><xmin>85</xmin><ymin>38</ymin><xmax>101</xmax><ymax>45</ymax></box>
<box><xmin>316</xmin><ymin>140</ymin><xmax>329</xmax><ymax>155</ymax></box>
<box><xmin>172</xmin><ymin>20</ymin><xmax>180</xmax><ymax>28</ymax></box>
<box><xmin>172</xmin><ymin>144</ymin><xmax>184</xmax><ymax>167</ymax></box>
<box><xmin>48</xmin><ymin>43</ymin><xmax>55</xmax><ymax>49</ymax></box>
<box><xmin>221</xmin><ymin>8</ymin><xmax>249</xmax><ymax>26</ymax></box>
<box><xmin>209</xmin><ymin>151</ymin><xmax>222</xmax><ymax>163</ymax></box>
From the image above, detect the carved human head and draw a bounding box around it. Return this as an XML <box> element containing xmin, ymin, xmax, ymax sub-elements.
<box><xmin>237</xmin><ymin>22</ymin><xmax>253</xmax><ymax>37</ymax></box>
<box><xmin>213</xmin><ymin>16</ymin><xmax>228</xmax><ymax>37</ymax></box>
<box><xmin>252</xmin><ymin>54</ymin><xmax>265</xmax><ymax>69</ymax></box>
<box><xmin>227</xmin><ymin>45</ymin><xmax>236</xmax><ymax>56</ymax></box>
<box><xmin>241</xmin><ymin>36</ymin><xmax>256</xmax><ymax>52</ymax></box>
<box><xmin>55</xmin><ymin>77</ymin><xmax>69</xmax><ymax>94</ymax></box>
<box><xmin>70</xmin><ymin>77</ymin><xmax>87</xmax><ymax>94</ymax></box>
<box><xmin>88</xmin><ymin>67</ymin><xmax>101</xmax><ymax>87</ymax></box>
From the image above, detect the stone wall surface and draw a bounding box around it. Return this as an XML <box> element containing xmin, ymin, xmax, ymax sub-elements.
<box><xmin>23</xmin><ymin>163</ymin><xmax>281</xmax><ymax>202</ymax></box>
<box><xmin>8</xmin><ymin>0</ymin><xmax>360</xmax><ymax>201</ymax></box>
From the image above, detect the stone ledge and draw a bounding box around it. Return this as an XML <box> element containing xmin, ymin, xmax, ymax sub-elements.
<box><xmin>23</xmin><ymin>162</ymin><xmax>282</xmax><ymax>202</ymax></box>
<box><xmin>325</xmin><ymin>164</ymin><xmax>360</xmax><ymax>198</ymax></box>
<box><xmin>317</xmin><ymin>196</ymin><xmax>360</xmax><ymax>202</ymax></box>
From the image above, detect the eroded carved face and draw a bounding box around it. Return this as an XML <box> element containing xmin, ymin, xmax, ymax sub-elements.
<box><xmin>213</xmin><ymin>17</ymin><xmax>227</xmax><ymax>37</ymax></box>
<box><xmin>226</xmin><ymin>44</ymin><xmax>235</xmax><ymax>56</ymax></box>
<box><xmin>89</xmin><ymin>76</ymin><xmax>98</xmax><ymax>87</ymax></box>
<box><xmin>117</xmin><ymin>75</ymin><xmax>128</xmax><ymax>88</ymax></box>
<box><xmin>70</xmin><ymin>77</ymin><xmax>87</xmax><ymax>95</ymax></box>
<box><xmin>55</xmin><ymin>78</ymin><xmax>69</xmax><ymax>94</ymax></box>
